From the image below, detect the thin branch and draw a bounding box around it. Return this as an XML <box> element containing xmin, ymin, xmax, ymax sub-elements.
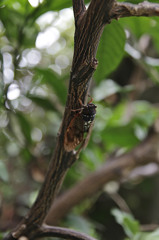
<box><xmin>111</xmin><ymin>1</ymin><xmax>159</xmax><ymax>19</ymax></box>
<box><xmin>45</xmin><ymin>130</ymin><xmax>159</xmax><ymax>225</ymax></box>
<box><xmin>35</xmin><ymin>225</ymin><xmax>97</xmax><ymax>240</ymax></box>
<box><xmin>72</xmin><ymin>0</ymin><xmax>115</xmax><ymax>74</ymax></box>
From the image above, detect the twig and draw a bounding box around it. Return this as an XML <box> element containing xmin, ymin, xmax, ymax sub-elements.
<box><xmin>111</xmin><ymin>1</ymin><xmax>159</xmax><ymax>19</ymax></box>
<box><xmin>34</xmin><ymin>224</ymin><xmax>97</xmax><ymax>240</ymax></box>
<box><xmin>108</xmin><ymin>193</ymin><xmax>132</xmax><ymax>214</ymax></box>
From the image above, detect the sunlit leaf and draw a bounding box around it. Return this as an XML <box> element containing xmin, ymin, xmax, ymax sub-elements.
<box><xmin>112</xmin><ymin>209</ymin><xmax>140</xmax><ymax>238</ymax></box>
<box><xmin>93</xmin><ymin>79</ymin><xmax>121</xmax><ymax>101</ymax></box>
<box><xmin>112</xmin><ymin>209</ymin><xmax>159</xmax><ymax>240</ymax></box>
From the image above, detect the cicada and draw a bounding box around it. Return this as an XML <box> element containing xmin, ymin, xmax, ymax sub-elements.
<box><xmin>64</xmin><ymin>98</ymin><xmax>97</xmax><ymax>152</ymax></box>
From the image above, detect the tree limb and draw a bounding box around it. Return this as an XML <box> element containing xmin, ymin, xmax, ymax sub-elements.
<box><xmin>34</xmin><ymin>225</ymin><xmax>97</xmax><ymax>240</ymax></box>
<box><xmin>4</xmin><ymin>0</ymin><xmax>115</xmax><ymax>239</ymax></box>
<box><xmin>45</xmin><ymin>129</ymin><xmax>159</xmax><ymax>225</ymax></box>
<box><xmin>110</xmin><ymin>1</ymin><xmax>159</xmax><ymax>19</ymax></box>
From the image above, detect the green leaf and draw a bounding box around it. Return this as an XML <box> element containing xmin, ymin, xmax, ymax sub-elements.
<box><xmin>143</xmin><ymin>229</ymin><xmax>159</xmax><ymax>240</ymax></box>
<box><xmin>112</xmin><ymin>209</ymin><xmax>140</xmax><ymax>238</ymax></box>
<box><xmin>0</xmin><ymin>6</ymin><xmax>38</xmax><ymax>48</ymax></box>
<box><xmin>0</xmin><ymin>161</ymin><xmax>9</xmax><ymax>182</ymax></box>
<box><xmin>28</xmin><ymin>95</ymin><xmax>57</xmax><ymax>111</ymax></box>
<box><xmin>16</xmin><ymin>112</ymin><xmax>32</xmax><ymax>144</ymax></box>
<box><xmin>95</xmin><ymin>20</ymin><xmax>126</xmax><ymax>82</ymax></box>
<box><xmin>35</xmin><ymin>68</ymin><xmax>67</xmax><ymax>105</ymax></box>
<box><xmin>21</xmin><ymin>148</ymin><xmax>32</xmax><ymax>163</ymax></box>
<box><xmin>131</xmin><ymin>101</ymin><xmax>159</xmax><ymax>129</ymax></box>
<box><xmin>0</xmin><ymin>8</ymin><xmax>23</xmax><ymax>42</ymax></box>
<box><xmin>102</xmin><ymin>125</ymin><xmax>139</xmax><ymax>149</ymax></box>
<box><xmin>119</xmin><ymin>17</ymin><xmax>159</xmax><ymax>40</ymax></box>
<box><xmin>129</xmin><ymin>229</ymin><xmax>159</xmax><ymax>240</ymax></box>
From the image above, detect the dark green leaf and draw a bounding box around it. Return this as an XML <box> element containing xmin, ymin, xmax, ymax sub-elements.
<box><xmin>0</xmin><ymin>7</ymin><xmax>38</xmax><ymax>48</ymax></box>
<box><xmin>21</xmin><ymin>148</ymin><xmax>32</xmax><ymax>163</ymax></box>
<box><xmin>16</xmin><ymin>112</ymin><xmax>32</xmax><ymax>144</ymax></box>
<box><xmin>102</xmin><ymin>125</ymin><xmax>139</xmax><ymax>148</ymax></box>
<box><xmin>95</xmin><ymin>20</ymin><xmax>126</xmax><ymax>82</ymax></box>
<box><xmin>0</xmin><ymin>8</ymin><xmax>23</xmax><ymax>42</ymax></box>
<box><xmin>28</xmin><ymin>95</ymin><xmax>57</xmax><ymax>111</ymax></box>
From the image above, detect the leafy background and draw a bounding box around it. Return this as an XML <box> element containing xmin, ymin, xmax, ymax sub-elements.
<box><xmin>0</xmin><ymin>0</ymin><xmax>159</xmax><ymax>239</ymax></box>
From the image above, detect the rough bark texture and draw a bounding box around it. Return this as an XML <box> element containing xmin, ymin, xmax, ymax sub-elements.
<box><xmin>3</xmin><ymin>0</ymin><xmax>159</xmax><ymax>240</ymax></box>
<box><xmin>111</xmin><ymin>1</ymin><xmax>159</xmax><ymax>19</ymax></box>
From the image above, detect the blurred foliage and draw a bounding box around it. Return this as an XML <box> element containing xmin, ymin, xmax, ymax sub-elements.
<box><xmin>112</xmin><ymin>209</ymin><xmax>159</xmax><ymax>240</ymax></box>
<box><xmin>0</xmin><ymin>0</ymin><xmax>159</xmax><ymax>239</ymax></box>
<box><xmin>95</xmin><ymin>20</ymin><xmax>126</xmax><ymax>81</ymax></box>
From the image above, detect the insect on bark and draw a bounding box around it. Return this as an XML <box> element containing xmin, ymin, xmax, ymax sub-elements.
<box><xmin>64</xmin><ymin>97</ymin><xmax>97</xmax><ymax>152</ymax></box>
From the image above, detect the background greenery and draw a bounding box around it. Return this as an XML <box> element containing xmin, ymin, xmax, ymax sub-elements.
<box><xmin>0</xmin><ymin>0</ymin><xmax>159</xmax><ymax>239</ymax></box>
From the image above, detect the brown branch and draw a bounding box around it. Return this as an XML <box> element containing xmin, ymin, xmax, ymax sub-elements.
<box><xmin>34</xmin><ymin>225</ymin><xmax>97</xmax><ymax>240</ymax></box>
<box><xmin>4</xmin><ymin>0</ymin><xmax>116</xmax><ymax>239</ymax></box>
<box><xmin>72</xmin><ymin>0</ymin><xmax>86</xmax><ymax>26</ymax></box>
<box><xmin>45</xmin><ymin>130</ymin><xmax>159</xmax><ymax>225</ymax></box>
<box><xmin>110</xmin><ymin>1</ymin><xmax>159</xmax><ymax>19</ymax></box>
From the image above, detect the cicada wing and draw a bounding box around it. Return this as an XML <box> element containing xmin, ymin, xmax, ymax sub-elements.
<box><xmin>64</xmin><ymin>114</ymin><xmax>84</xmax><ymax>152</ymax></box>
